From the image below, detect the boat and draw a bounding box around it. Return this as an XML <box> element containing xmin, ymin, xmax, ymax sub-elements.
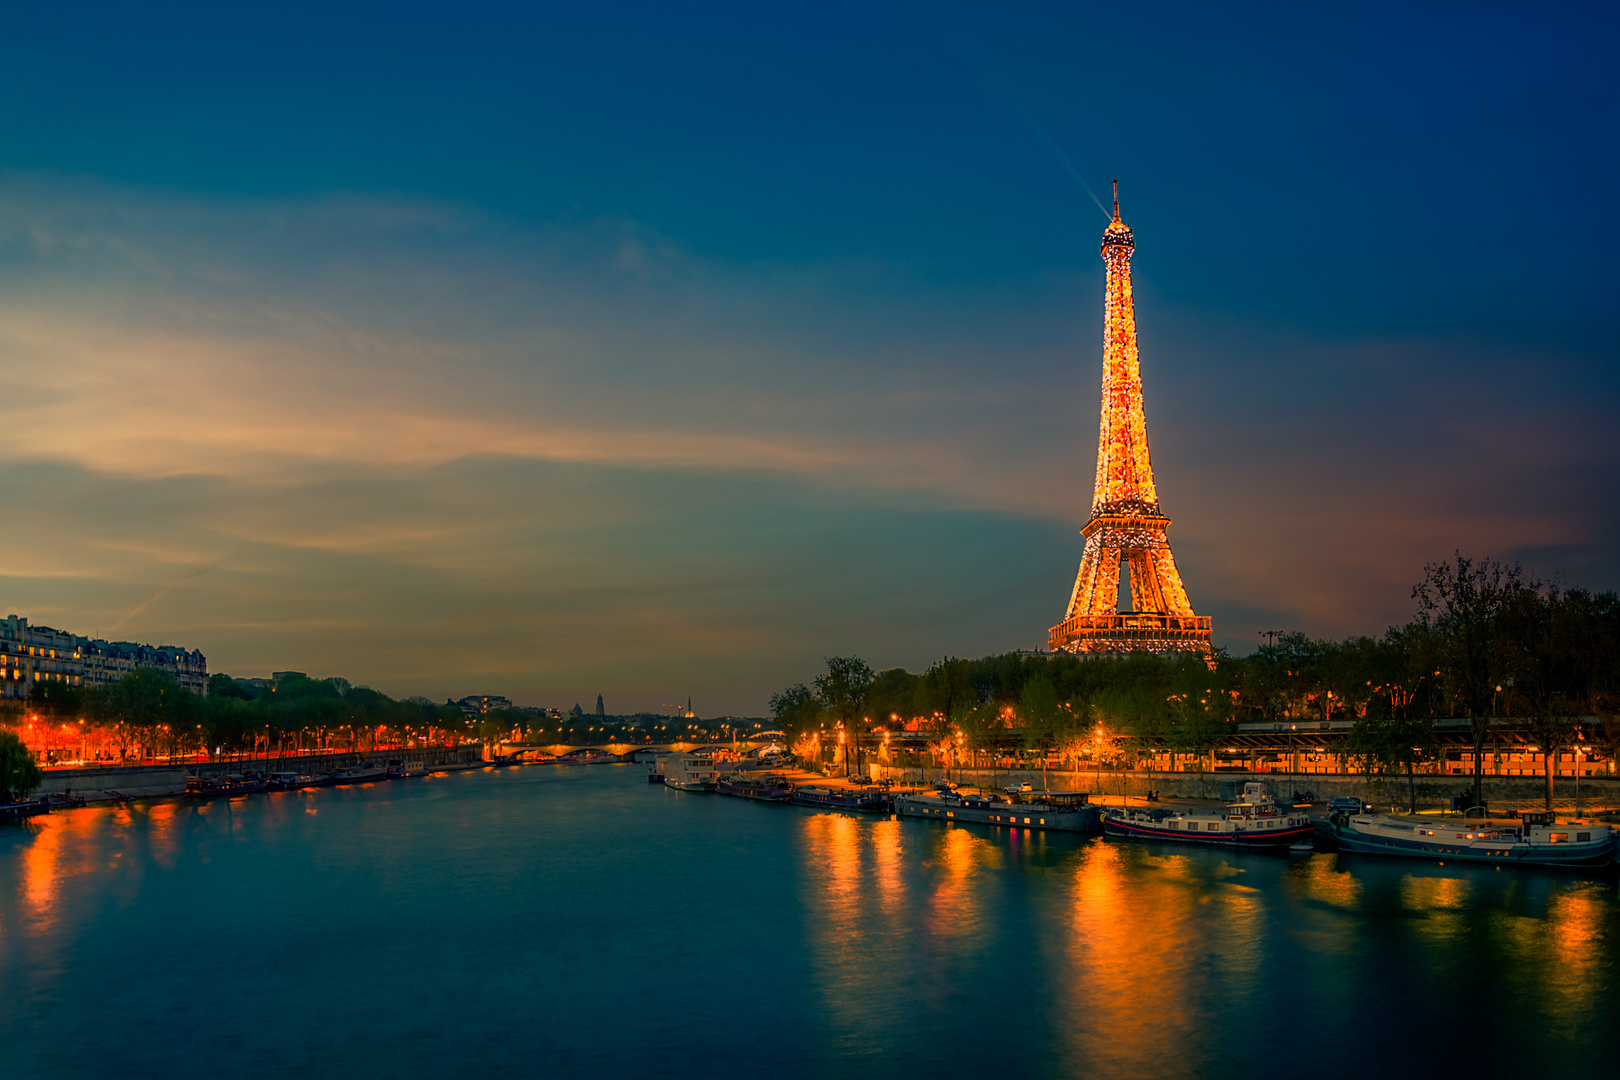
<box><xmin>560</xmin><ymin>749</ymin><xmax>619</xmax><ymax>766</ymax></box>
<box><xmin>1325</xmin><ymin>808</ymin><xmax>1617</xmax><ymax>867</ymax></box>
<box><xmin>894</xmin><ymin>788</ymin><xmax>1098</xmax><ymax>830</ymax></box>
<box><xmin>645</xmin><ymin>751</ymin><xmax>672</xmax><ymax>784</ymax></box>
<box><xmin>716</xmin><ymin>773</ymin><xmax>793</xmax><ymax>802</ymax></box>
<box><xmin>1101</xmin><ymin>782</ymin><xmax>1312</xmax><ymax>848</ymax></box>
<box><xmin>269</xmin><ymin>772</ymin><xmax>331</xmax><ymax>790</ymax></box>
<box><xmin>328</xmin><ymin>765</ymin><xmax>389</xmax><ymax>786</ymax></box>
<box><xmin>662</xmin><ymin>753</ymin><xmax>718</xmax><ymax>792</ymax></box>
<box><xmin>0</xmin><ymin>796</ymin><xmax>52</xmax><ymax>821</ymax></box>
<box><xmin>183</xmin><ymin>774</ymin><xmax>269</xmax><ymax>799</ymax></box>
<box><xmin>793</xmin><ymin>785</ymin><xmax>886</xmax><ymax>813</ymax></box>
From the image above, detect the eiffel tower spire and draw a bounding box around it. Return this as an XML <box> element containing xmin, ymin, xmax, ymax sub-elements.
<box><xmin>1050</xmin><ymin>188</ymin><xmax>1212</xmax><ymax>657</ymax></box>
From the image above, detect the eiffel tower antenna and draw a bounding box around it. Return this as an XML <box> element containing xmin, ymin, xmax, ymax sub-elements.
<box><xmin>1049</xmin><ymin>192</ymin><xmax>1212</xmax><ymax>659</ymax></box>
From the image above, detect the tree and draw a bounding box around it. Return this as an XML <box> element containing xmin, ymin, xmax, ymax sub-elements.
<box><xmin>1152</xmin><ymin>653</ymin><xmax>1235</xmax><ymax>796</ymax></box>
<box><xmin>1503</xmin><ymin>582</ymin><xmax>1602</xmax><ymax>809</ymax></box>
<box><xmin>914</xmin><ymin>657</ymin><xmax>976</xmax><ymax>746</ymax></box>
<box><xmin>1413</xmin><ymin>552</ymin><xmax>1527</xmax><ymax>805</ymax></box>
<box><xmin>1345</xmin><ymin>710</ymin><xmax>1435</xmax><ymax>814</ymax></box>
<box><xmin>769</xmin><ymin>684</ymin><xmax>822</xmax><ymax>741</ymax></box>
<box><xmin>814</xmin><ymin>656</ymin><xmax>875</xmax><ymax>725</ymax></box>
<box><xmin>1018</xmin><ymin>673</ymin><xmax>1060</xmax><ymax>787</ymax></box>
<box><xmin>0</xmin><ymin>728</ymin><xmax>43</xmax><ymax>802</ymax></box>
<box><xmin>29</xmin><ymin>679</ymin><xmax>83</xmax><ymax>720</ymax></box>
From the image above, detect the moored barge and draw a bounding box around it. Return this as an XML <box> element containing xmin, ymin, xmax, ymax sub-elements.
<box><xmin>184</xmin><ymin>774</ymin><xmax>269</xmax><ymax>799</ymax></box>
<box><xmin>791</xmin><ymin>785</ymin><xmax>889</xmax><ymax>814</ymax></box>
<box><xmin>717</xmin><ymin>774</ymin><xmax>793</xmax><ymax>802</ymax></box>
<box><xmin>1102</xmin><ymin>783</ymin><xmax>1312</xmax><ymax>848</ymax></box>
<box><xmin>0</xmin><ymin>796</ymin><xmax>52</xmax><ymax>820</ymax></box>
<box><xmin>1327</xmin><ymin>809</ymin><xmax>1616</xmax><ymax>867</ymax></box>
<box><xmin>893</xmin><ymin>789</ymin><xmax>1100</xmax><ymax>832</ymax></box>
<box><xmin>663</xmin><ymin>753</ymin><xmax>718</xmax><ymax>792</ymax></box>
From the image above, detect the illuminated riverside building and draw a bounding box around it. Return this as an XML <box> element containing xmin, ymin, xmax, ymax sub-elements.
<box><xmin>0</xmin><ymin>616</ymin><xmax>83</xmax><ymax>700</ymax></box>
<box><xmin>1050</xmin><ymin>186</ymin><xmax>1212</xmax><ymax>658</ymax></box>
<box><xmin>0</xmin><ymin>613</ymin><xmax>206</xmax><ymax>699</ymax></box>
<box><xmin>80</xmin><ymin>638</ymin><xmax>208</xmax><ymax>695</ymax></box>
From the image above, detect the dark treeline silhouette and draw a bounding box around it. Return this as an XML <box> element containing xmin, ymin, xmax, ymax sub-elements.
<box><xmin>9</xmin><ymin>672</ymin><xmax>496</xmax><ymax>762</ymax></box>
<box><xmin>771</xmin><ymin>555</ymin><xmax>1620</xmax><ymax>809</ymax></box>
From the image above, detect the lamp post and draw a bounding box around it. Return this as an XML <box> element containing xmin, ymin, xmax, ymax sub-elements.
<box><xmin>1575</xmin><ymin>741</ymin><xmax>1584</xmax><ymax>817</ymax></box>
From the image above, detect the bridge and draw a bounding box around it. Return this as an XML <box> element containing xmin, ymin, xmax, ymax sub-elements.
<box><xmin>494</xmin><ymin>740</ymin><xmax>780</xmax><ymax>762</ymax></box>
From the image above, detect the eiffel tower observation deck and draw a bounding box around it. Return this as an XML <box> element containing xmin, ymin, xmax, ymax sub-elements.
<box><xmin>1049</xmin><ymin>185</ymin><xmax>1212</xmax><ymax>657</ymax></box>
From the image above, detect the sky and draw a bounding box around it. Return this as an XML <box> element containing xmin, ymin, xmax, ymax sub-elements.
<box><xmin>0</xmin><ymin>1</ymin><xmax>1615</xmax><ymax>715</ymax></box>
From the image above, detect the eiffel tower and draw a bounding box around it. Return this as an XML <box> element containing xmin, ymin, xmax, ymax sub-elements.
<box><xmin>1048</xmin><ymin>185</ymin><xmax>1212</xmax><ymax>657</ymax></box>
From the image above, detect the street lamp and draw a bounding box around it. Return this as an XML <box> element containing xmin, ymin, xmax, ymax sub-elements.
<box><xmin>1575</xmin><ymin>739</ymin><xmax>1585</xmax><ymax>817</ymax></box>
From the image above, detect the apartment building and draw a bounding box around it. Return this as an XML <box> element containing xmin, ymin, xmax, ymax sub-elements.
<box><xmin>80</xmin><ymin>638</ymin><xmax>209</xmax><ymax>695</ymax></box>
<box><xmin>0</xmin><ymin>616</ymin><xmax>84</xmax><ymax>701</ymax></box>
<box><xmin>0</xmin><ymin>614</ymin><xmax>207</xmax><ymax>700</ymax></box>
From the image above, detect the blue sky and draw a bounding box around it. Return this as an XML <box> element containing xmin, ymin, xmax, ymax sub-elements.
<box><xmin>0</xmin><ymin>1</ymin><xmax>1615</xmax><ymax>713</ymax></box>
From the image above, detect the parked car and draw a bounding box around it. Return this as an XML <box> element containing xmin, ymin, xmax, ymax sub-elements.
<box><xmin>1327</xmin><ymin>796</ymin><xmax>1368</xmax><ymax>814</ymax></box>
<box><xmin>1005</xmin><ymin>782</ymin><xmax>1033</xmax><ymax>794</ymax></box>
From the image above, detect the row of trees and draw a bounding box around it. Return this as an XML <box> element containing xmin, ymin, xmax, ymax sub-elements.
<box><xmin>3</xmin><ymin>671</ymin><xmax>523</xmax><ymax>764</ymax></box>
<box><xmin>770</xmin><ymin>555</ymin><xmax>1620</xmax><ymax>809</ymax></box>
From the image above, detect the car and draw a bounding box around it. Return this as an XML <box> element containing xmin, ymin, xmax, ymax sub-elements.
<box><xmin>934</xmin><ymin>780</ymin><xmax>958</xmax><ymax>793</ymax></box>
<box><xmin>1327</xmin><ymin>797</ymin><xmax>1367</xmax><ymax>814</ymax></box>
<box><xmin>1005</xmin><ymin>782</ymin><xmax>1033</xmax><ymax>794</ymax></box>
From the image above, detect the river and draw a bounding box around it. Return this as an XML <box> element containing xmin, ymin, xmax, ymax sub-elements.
<box><xmin>2</xmin><ymin>764</ymin><xmax>1616</xmax><ymax>1077</ymax></box>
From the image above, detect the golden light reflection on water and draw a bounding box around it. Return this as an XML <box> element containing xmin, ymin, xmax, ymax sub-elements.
<box><xmin>869</xmin><ymin>819</ymin><xmax>902</xmax><ymax>912</ymax></box>
<box><xmin>1399</xmin><ymin>873</ymin><xmax>1471</xmax><ymax>911</ymax></box>
<box><xmin>1490</xmin><ymin>884</ymin><xmax>1611</xmax><ymax>1037</ymax></box>
<box><xmin>922</xmin><ymin>826</ymin><xmax>999</xmax><ymax>947</ymax></box>
<box><xmin>1048</xmin><ymin>843</ymin><xmax>1273</xmax><ymax>1076</ymax></box>
<box><xmin>1297</xmin><ymin>854</ymin><xmax>1363</xmax><ymax>909</ymax></box>
<box><xmin>798</xmin><ymin>812</ymin><xmax>920</xmax><ymax>1055</ymax></box>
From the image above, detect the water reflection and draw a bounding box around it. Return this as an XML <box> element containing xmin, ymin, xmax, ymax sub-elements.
<box><xmin>1049</xmin><ymin>842</ymin><xmax>1227</xmax><ymax>1076</ymax></box>
<box><xmin>3</xmin><ymin>773</ymin><xmax>1619</xmax><ymax>1079</ymax></box>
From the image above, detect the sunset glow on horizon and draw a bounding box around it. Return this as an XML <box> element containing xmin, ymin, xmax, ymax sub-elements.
<box><xmin>0</xmin><ymin>3</ymin><xmax>1615</xmax><ymax>713</ymax></box>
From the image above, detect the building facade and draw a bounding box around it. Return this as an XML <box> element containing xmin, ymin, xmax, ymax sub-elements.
<box><xmin>80</xmin><ymin>638</ymin><xmax>208</xmax><ymax>695</ymax></box>
<box><xmin>0</xmin><ymin>614</ymin><xmax>206</xmax><ymax>700</ymax></box>
<box><xmin>0</xmin><ymin>616</ymin><xmax>84</xmax><ymax>701</ymax></box>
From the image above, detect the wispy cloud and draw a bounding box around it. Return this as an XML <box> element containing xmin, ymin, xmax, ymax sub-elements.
<box><xmin>0</xmin><ymin>176</ymin><xmax>1614</xmax><ymax>708</ymax></box>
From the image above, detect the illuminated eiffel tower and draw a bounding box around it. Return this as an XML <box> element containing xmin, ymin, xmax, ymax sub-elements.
<box><xmin>1048</xmin><ymin>184</ymin><xmax>1212</xmax><ymax>657</ymax></box>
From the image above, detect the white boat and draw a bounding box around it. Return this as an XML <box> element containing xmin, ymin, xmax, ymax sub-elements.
<box><xmin>662</xmin><ymin>752</ymin><xmax>718</xmax><ymax>792</ymax></box>
<box><xmin>1326</xmin><ymin>809</ymin><xmax>1617</xmax><ymax>867</ymax></box>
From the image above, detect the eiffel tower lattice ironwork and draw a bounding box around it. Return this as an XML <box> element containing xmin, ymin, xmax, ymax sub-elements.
<box><xmin>1048</xmin><ymin>185</ymin><xmax>1212</xmax><ymax>657</ymax></box>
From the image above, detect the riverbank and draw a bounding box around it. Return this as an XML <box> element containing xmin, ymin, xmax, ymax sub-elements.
<box><xmin>28</xmin><ymin>746</ymin><xmax>485</xmax><ymax>804</ymax></box>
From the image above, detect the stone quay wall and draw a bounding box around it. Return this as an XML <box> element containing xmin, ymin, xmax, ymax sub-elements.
<box><xmin>36</xmin><ymin>746</ymin><xmax>484</xmax><ymax>798</ymax></box>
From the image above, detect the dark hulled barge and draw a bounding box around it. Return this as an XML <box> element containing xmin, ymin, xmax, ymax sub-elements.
<box><xmin>717</xmin><ymin>774</ymin><xmax>793</xmax><ymax>802</ymax></box>
<box><xmin>791</xmin><ymin>785</ymin><xmax>889</xmax><ymax>814</ymax></box>
<box><xmin>893</xmin><ymin>789</ymin><xmax>1101</xmax><ymax>832</ymax></box>
<box><xmin>1101</xmin><ymin>783</ymin><xmax>1312</xmax><ymax>848</ymax></box>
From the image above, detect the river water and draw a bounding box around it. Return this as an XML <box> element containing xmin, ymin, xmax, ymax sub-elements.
<box><xmin>2</xmin><ymin>764</ymin><xmax>1616</xmax><ymax>1078</ymax></box>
